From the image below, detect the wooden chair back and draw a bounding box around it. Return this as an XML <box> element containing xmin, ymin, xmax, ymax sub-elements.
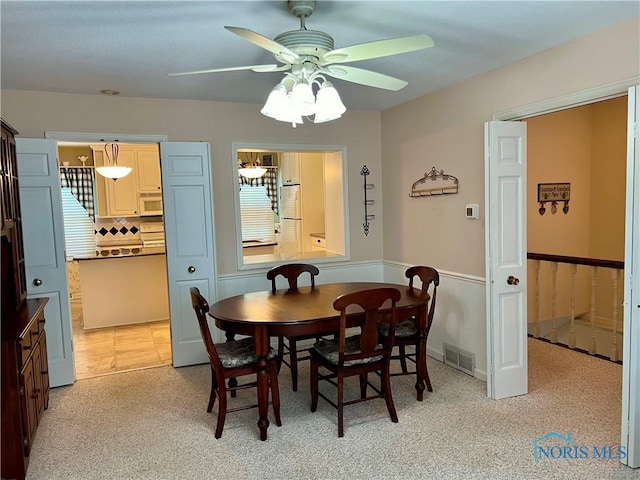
<box><xmin>190</xmin><ymin>287</ymin><xmax>224</xmax><ymax>372</ymax></box>
<box><xmin>267</xmin><ymin>263</ymin><xmax>319</xmax><ymax>293</ymax></box>
<box><xmin>406</xmin><ymin>265</ymin><xmax>439</xmax><ymax>334</ymax></box>
<box><xmin>333</xmin><ymin>287</ymin><xmax>401</xmax><ymax>365</ymax></box>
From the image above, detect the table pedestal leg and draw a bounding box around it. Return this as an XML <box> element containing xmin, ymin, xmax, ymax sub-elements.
<box><xmin>255</xmin><ymin>326</ymin><xmax>270</xmax><ymax>440</ymax></box>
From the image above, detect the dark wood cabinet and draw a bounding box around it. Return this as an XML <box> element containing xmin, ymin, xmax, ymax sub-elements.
<box><xmin>1</xmin><ymin>298</ymin><xmax>50</xmax><ymax>480</ymax></box>
<box><xmin>1</xmin><ymin>118</ymin><xmax>51</xmax><ymax>480</ymax></box>
<box><xmin>1</xmin><ymin>118</ymin><xmax>27</xmax><ymax>318</ymax></box>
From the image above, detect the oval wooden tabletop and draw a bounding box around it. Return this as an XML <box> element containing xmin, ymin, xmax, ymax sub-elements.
<box><xmin>209</xmin><ymin>282</ymin><xmax>427</xmax><ymax>327</ymax></box>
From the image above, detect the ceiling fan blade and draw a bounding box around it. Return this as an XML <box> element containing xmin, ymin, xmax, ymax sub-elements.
<box><xmin>320</xmin><ymin>34</ymin><xmax>434</xmax><ymax>65</ymax></box>
<box><xmin>225</xmin><ymin>26</ymin><xmax>300</xmax><ymax>63</ymax></box>
<box><xmin>168</xmin><ymin>64</ymin><xmax>285</xmax><ymax>76</ymax></box>
<box><xmin>323</xmin><ymin>65</ymin><xmax>408</xmax><ymax>91</ymax></box>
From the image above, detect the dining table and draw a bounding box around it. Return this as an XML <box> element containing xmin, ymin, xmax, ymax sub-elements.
<box><xmin>208</xmin><ymin>281</ymin><xmax>429</xmax><ymax>440</ymax></box>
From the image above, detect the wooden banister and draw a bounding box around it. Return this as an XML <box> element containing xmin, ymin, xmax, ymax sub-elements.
<box><xmin>527</xmin><ymin>252</ymin><xmax>624</xmax><ymax>270</ymax></box>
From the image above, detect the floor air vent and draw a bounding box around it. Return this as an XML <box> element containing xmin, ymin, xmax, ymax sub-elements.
<box><xmin>443</xmin><ymin>343</ymin><xmax>475</xmax><ymax>376</ymax></box>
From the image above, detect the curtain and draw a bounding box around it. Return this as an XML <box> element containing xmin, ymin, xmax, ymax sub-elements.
<box><xmin>59</xmin><ymin>167</ymin><xmax>95</xmax><ymax>219</ymax></box>
<box><xmin>239</xmin><ymin>167</ymin><xmax>278</xmax><ymax>215</ymax></box>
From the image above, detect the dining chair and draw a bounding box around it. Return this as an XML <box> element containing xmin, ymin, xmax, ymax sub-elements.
<box><xmin>267</xmin><ymin>263</ymin><xmax>321</xmax><ymax>392</ymax></box>
<box><xmin>378</xmin><ymin>265</ymin><xmax>439</xmax><ymax>394</ymax></box>
<box><xmin>309</xmin><ymin>287</ymin><xmax>401</xmax><ymax>437</ymax></box>
<box><xmin>190</xmin><ymin>287</ymin><xmax>282</xmax><ymax>439</ymax></box>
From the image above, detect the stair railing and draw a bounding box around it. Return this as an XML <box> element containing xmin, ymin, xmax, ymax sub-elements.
<box><xmin>527</xmin><ymin>252</ymin><xmax>624</xmax><ymax>362</ymax></box>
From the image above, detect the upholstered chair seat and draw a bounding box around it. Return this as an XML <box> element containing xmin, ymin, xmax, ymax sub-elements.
<box><xmin>313</xmin><ymin>336</ymin><xmax>383</xmax><ymax>366</ymax></box>
<box><xmin>217</xmin><ymin>337</ymin><xmax>277</xmax><ymax>368</ymax></box>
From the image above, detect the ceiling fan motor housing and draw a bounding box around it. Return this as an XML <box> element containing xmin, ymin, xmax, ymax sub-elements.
<box><xmin>274</xmin><ymin>29</ymin><xmax>334</xmax><ymax>57</ymax></box>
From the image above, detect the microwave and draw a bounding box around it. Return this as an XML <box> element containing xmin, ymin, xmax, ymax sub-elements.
<box><xmin>139</xmin><ymin>193</ymin><xmax>163</xmax><ymax>216</ymax></box>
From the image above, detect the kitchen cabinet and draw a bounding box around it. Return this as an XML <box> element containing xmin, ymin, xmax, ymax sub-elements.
<box><xmin>310</xmin><ymin>233</ymin><xmax>326</xmax><ymax>251</ymax></box>
<box><xmin>280</xmin><ymin>152</ymin><xmax>300</xmax><ymax>185</ymax></box>
<box><xmin>92</xmin><ymin>144</ymin><xmax>161</xmax><ymax>217</ymax></box>
<box><xmin>136</xmin><ymin>148</ymin><xmax>162</xmax><ymax>192</ymax></box>
<box><xmin>1</xmin><ymin>298</ymin><xmax>50</xmax><ymax>480</ymax></box>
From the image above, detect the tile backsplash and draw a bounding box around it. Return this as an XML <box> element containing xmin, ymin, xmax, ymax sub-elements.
<box><xmin>94</xmin><ymin>215</ymin><xmax>163</xmax><ymax>244</ymax></box>
<box><xmin>95</xmin><ymin>217</ymin><xmax>142</xmax><ymax>244</ymax></box>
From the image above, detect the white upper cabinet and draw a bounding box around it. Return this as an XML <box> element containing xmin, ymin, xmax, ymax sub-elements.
<box><xmin>280</xmin><ymin>152</ymin><xmax>300</xmax><ymax>185</ymax></box>
<box><xmin>92</xmin><ymin>144</ymin><xmax>161</xmax><ymax>217</ymax></box>
<box><xmin>93</xmin><ymin>146</ymin><xmax>138</xmax><ymax>216</ymax></box>
<box><xmin>136</xmin><ymin>147</ymin><xmax>162</xmax><ymax>192</ymax></box>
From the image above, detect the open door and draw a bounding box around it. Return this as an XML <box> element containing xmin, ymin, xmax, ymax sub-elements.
<box><xmin>621</xmin><ymin>85</ymin><xmax>640</xmax><ymax>468</ymax></box>
<box><xmin>485</xmin><ymin>121</ymin><xmax>528</xmax><ymax>399</ymax></box>
<box><xmin>160</xmin><ymin>142</ymin><xmax>217</xmax><ymax>367</ymax></box>
<box><xmin>16</xmin><ymin>138</ymin><xmax>75</xmax><ymax>387</ymax></box>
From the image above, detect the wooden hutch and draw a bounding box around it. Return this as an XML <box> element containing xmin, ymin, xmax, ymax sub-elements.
<box><xmin>1</xmin><ymin>118</ymin><xmax>51</xmax><ymax>480</ymax></box>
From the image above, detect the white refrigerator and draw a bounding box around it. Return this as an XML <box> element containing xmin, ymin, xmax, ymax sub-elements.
<box><xmin>280</xmin><ymin>184</ymin><xmax>302</xmax><ymax>257</ymax></box>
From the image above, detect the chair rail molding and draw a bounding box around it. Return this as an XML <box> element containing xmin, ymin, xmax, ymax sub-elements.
<box><xmin>383</xmin><ymin>260</ymin><xmax>487</xmax><ymax>382</ymax></box>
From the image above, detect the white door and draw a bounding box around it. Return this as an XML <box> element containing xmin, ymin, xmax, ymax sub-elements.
<box><xmin>16</xmin><ymin>139</ymin><xmax>75</xmax><ymax>387</ymax></box>
<box><xmin>621</xmin><ymin>85</ymin><xmax>640</xmax><ymax>468</ymax></box>
<box><xmin>485</xmin><ymin>121</ymin><xmax>528</xmax><ymax>399</ymax></box>
<box><xmin>160</xmin><ymin>142</ymin><xmax>217</xmax><ymax>367</ymax></box>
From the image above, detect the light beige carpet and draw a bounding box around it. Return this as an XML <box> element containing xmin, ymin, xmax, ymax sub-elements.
<box><xmin>26</xmin><ymin>338</ymin><xmax>636</xmax><ymax>479</ymax></box>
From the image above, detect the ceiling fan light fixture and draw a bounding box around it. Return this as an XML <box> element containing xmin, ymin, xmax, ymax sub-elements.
<box><xmin>291</xmin><ymin>82</ymin><xmax>316</xmax><ymax>116</ymax></box>
<box><xmin>314</xmin><ymin>81</ymin><xmax>346</xmax><ymax>123</ymax></box>
<box><xmin>260</xmin><ymin>83</ymin><xmax>289</xmax><ymax>119</ymax></box>
<box><xmin>274</xmin><ymin>104</ymin><xmax>304</xmax><ymax>126</ymax></box>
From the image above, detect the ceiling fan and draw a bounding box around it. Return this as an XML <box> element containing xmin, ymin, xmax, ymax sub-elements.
<box><xmin>170</xmin><ymin>0</ymin><xmax>433</xmax><ymax>89</ymax></box>
<box><xmin>170</xmin><ymin>0</ymin><xmax>434</xmax><ymax>125</ymax></box>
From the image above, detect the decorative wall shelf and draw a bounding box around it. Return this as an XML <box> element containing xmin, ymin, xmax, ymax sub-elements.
<box><xmin>361</xmin><ymin>165</ymin><xmax>374</xmax><ymax>236</ymax></box>
<box><xmin>410</xmin><ymin>167</ymin><xmax>458</xmax><ymax>197</ymax></box>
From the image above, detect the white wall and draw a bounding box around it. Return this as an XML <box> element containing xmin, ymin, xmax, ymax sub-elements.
<box><xmin>381</xmin><ymin>17</ymin><xmax>639</xmax><ymax>277</ymax></box>
<box><xmin>381</xmin><ymin>17</ymin><xmax>639</xmax><ymax>377</ymax></box>
<box><xmin>0</xmin><ymin>91</ymin><xmax>384</xmax><ymax>279</ymax></box>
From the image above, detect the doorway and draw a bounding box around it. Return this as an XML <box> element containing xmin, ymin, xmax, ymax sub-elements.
<box><xmin>525</xmin><ymin>96</ymin><xmax>627</xmax><ymax>356</ymax></box>
<box><xmin>57</xmin><ymin>142</ymin><xmax>172</xmax><ymax>379</ymax></box>
<box><xmin>487</xmin><ymin>81</ymin><xmax>640</xmax><ymax>467</ymax></box>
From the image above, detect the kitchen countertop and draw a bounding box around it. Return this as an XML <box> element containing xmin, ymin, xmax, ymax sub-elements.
<box><xmin>73</xmin><ymin>248</ymin><xmax>166</xmax><ymax>261</ymax></box>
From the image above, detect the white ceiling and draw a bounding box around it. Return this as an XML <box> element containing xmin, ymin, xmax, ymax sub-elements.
<box><xmin>2</xmin><ymin>1</ymin><xmax>638</xmax><ymax>112</ymax></box>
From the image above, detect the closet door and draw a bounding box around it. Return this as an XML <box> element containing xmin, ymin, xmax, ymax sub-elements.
<box><xmin>161</xmin><ymin>142</ymin><xmax>217</xmax><ymax>367</ymax></box>
<box><xmin>17</xmin><ymin>138</ymin><xmax>75</xmax><ymax>387</ymax></box>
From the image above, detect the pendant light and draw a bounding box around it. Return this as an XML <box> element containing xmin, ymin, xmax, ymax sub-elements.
<box><xmin>95</xmin><ymin>143</ymin><xmax>132</xmax><ymax>180</ymax></box>
<box><xmin>238</xmin><ymin>154</ymin><xmax>267</xmax><ymax>179</ymax></box>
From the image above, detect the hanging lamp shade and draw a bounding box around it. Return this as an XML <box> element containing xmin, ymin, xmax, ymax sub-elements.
<box><xmin>95</xmin><ymin>143</ymin><xmax>132</xmax><ymax>180</ymax></box>
<box><xmin>314</xmin><ymin>81</ymin><xmax>346</xmax><ymax>123</ymax></box>
<box><xmin>238</xmin><ymin>166</ymin><xmax>267</xmax><ymax>178</ymax></box>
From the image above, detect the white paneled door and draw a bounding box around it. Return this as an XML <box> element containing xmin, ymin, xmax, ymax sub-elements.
<box><xmin>484</xmin><ymin>121</ymin><xmax>528</xmax><ymax>400</ymax></box>
<box><xmin>160</xmin><ymin>142</ymin><xmax>217</xmax><ymax>367</ymax></box>
<box><xmin>16</xmin><ymin>139</ymin><xmax>75</xmax><ymax>387</ymax></box>
<box><xmin>622</xmin><ymin>85</ymin><xmax>640</xmax><ymax>468</ymax></box>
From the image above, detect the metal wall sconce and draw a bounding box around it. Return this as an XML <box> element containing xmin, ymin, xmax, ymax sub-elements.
<box><xmin>538</xmin><ymin>182</ymin><xmax>570</xmax><ymax>215</ymax></box>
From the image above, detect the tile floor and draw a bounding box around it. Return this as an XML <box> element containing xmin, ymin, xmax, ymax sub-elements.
<box><xmin>71</xmin><ymin>298</ymin><xmax>172</xmax><ymax>380</ymax></box>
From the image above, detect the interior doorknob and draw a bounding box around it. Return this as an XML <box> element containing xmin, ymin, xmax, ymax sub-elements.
<box><xmin>33</xmin><ymin>278</ymin><xmax>43</xmax><ymax>287</ymax></box>
<box><xmin>187</xmin><ymin>266</ymin><xmax>196</xmax><ymax>273</ymax></box>
<box><xmin>507</xmin><ymin>275</ymin><xmax>520</xmax><ymax>286</ymax></box>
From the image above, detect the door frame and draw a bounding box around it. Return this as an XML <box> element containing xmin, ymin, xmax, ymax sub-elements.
<box><xmin>44</xmin><ymin>131</ymin><xmax>169</xmax><ymax>372</ymax></box>
<box><xmin>489</xmin><ymin>77</ymin><xmax>640</xmax><ymax>466</ymax></box>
